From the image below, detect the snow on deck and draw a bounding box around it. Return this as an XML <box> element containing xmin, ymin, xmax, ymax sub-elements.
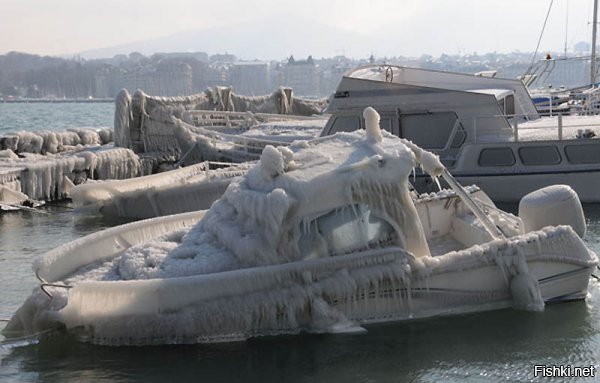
<box><xmin>238</xmin><ymin>118</ymin><xmax>327</xmax><ymax>143</ymax></box>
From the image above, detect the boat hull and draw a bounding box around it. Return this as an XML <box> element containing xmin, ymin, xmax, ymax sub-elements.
<box><xmin>5</xmin><ymin>215</ymin><xmax>597</xmax><ymax>346</ymax></box>
<box><xmin>413</xmin><ymin>140</ymin><xmax>600</xmax><ymax>202</ymax></box>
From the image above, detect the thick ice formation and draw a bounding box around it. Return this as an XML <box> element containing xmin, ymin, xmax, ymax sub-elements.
<box><xmin>113</xmin><ymin>88</ymin><xmax>327</xmax><ymax>155</ymax></box>
<box><xmin>111</xmin><ymin>123</ymin><xmax>429</xmax><ymax>280</ymax></box>
<box><xmin>0</xmin><ymin>185</ymin><xmax>28</xmax><ymax>205</ymax></box>
<box><xmin>173</xmin><ymin>117</ymin><xmax>291</xmax><ymax>165</ymax></box>
<box><xmin>4</xmin><ymin>108</ymin><xmax>597</xmax><ymax>345</ymax></box>
<box><xmin>0</xmin><ymin>128</ymin><xmax>113</xmax><ymax>155</ymax></box>
<box><xmin>0</xmin><ymin>146</ymin><xmax>141</xmax><ymax>201</ymax></box>
<box><xmin>72</xmin><ymin>161</ymin><xmax>251</xmax><ymax>219</ymax></box>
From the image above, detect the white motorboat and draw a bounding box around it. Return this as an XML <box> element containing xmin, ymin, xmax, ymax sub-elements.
<box><xmin>321</xmin><ymin>65</ymin><xmax>600</xmax><ymax>202</ymax></box>
<box><xmin>3</xmin><ymin>108</ymin><xmax>596</xmax><ymax>345</ymax></box>
<box><xmin>71</xmin><ymin>161</ymin><xmax>251</xmax><ymax>219</ymax></box>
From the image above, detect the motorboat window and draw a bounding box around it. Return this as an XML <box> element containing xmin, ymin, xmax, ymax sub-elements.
<box><xmin>565</xmin><ymin>144</ymin><xmax>600</xmax><ymax>164</ymax></box>
<box><xmin>399</xmin><ymin>112</ymin><xmax>458</xmax><ymax>149</ymax></box>
<box><xmin>298</xmin><ymin>204</ymin><xmax>397</xmax><ymax>259</ymax></box>
<box><xmin>450</xmin><ymin>124</ymin><xmax>467</xmax><ymax>148</ymax></box>
<box><xmin>505</xmin><ymin>95</ymin><xmax>515</xmax><ymax>115</ymax></box>
<box><xmin>329</xmin><ymin>116</ymin><xmax>361</xmax><ymax>133</ymax></box>
<box><xmin>497</xmin><ymin>95</ymin><xmax>515</xmax><ymax>116</ymax></box>
<box><xmin>478</xmin><ymin>147</ymin><xmax>516</xmax><ymax>167</ymax></box>
<box><xmin>380</xmin><ymin>118</ymin><xmax>393</xmax><ymax>134</ymax></box>
<box><xmin>518</xmin><ymin>146</ymin><xmax>561</xmax><ymax>165</ymax></box>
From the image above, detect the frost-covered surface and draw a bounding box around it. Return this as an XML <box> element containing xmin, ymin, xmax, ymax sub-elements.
<box><xmin>72</xmin><ymin>161</ymin><xmax>252</xmax><ymax>219</ymax></box>
<box><xmin>519</xmin><ymin>184</ymin><xmax>586</xmax><ymax>238</ymax></box>
<box><xmin>237</xmin><ymin>119</ymin><xmax>326</xmax><ymax>142</ymax></box>
<box><xmin>0</xmin><ymin>184</ymin><xmax>27</xmax><ymax>204</ymax></box>
<box><xmin>114</xmin><ymin>88</ymin><xmax>327</xmax><ymax>156</ymax></box>
<box><xmin>0</xmin><ymin>145</ymin><xmax>141</xmax><ymax>201</ymax></box>
<box><xmin>4</xmin><ymin>108</ymin><xmax>597</xmax><ymax>345</ymax></box>
<box><xmin>173</xmin><ymin>118</ymin><xmax>290</xmax><ymax>164</ymax></box>
<box><xmin>0</xmin><ymin>128</ymin><xmax>113</xmax><ymax>155</ymax></box>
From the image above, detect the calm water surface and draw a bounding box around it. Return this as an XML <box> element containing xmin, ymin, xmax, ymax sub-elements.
<box><xmin>0</xmin><ymin>102</ymin><xmax>114</xmax><ymax>134</ymax></box>
<box><xmin>1</xmin><ymin>104</ymin><xmax>600</xmax><ymax>382</ymax></box>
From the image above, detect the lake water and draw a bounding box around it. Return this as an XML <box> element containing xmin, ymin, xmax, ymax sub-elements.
<box><xmin>0</xmin><ymin>102</ymin><xmax>114</xmax><ymax>134</ymax></box>
<box><xmin>1</xmin><ymin>103</ymin><xmax>600</xmax><ymax>382</ymax></box>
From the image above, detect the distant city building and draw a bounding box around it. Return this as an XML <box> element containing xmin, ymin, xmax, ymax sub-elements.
<box><xmin>281</xmin><ymin>55</ymin><xmax>320</xmax><ymax>97</ymax></box>
<box><xmin>210</xmin><ymin>53</ymin><xmax>237</xmax><ymax>63</ymax></box>
<box><xmin>94</xmin><ymin>66</ymin><xmax>125</xmax><ymax>98</ymax></box>
<box><xmin>123</xmin><ymin>61</ymin><xmax>193</xmax><ymax>96</ymax></box>
<box><xmin>204</xmin><ymin>63</ymin><xmax>233</xmax><ymax>88</ymax></box>
<box><xmin>319</xmin><ymin>55</ymin><xmax>358</xmax><ymax>96</ymax></box>
<box><xmin>154</xmin><ymin>51</ymin><xmax>209</xmax><ymax>62</ymax></box>
<box><xmin>231</xmin><ymin>62</ymin><xmax>270</xmax><ymax>95</ymax></box>
<box><xmin>4</xmin><ymin>50</ymin><xmax>600</xmax><ymax>100</ymax></box>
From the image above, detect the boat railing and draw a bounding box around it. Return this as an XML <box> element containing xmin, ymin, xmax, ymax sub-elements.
<box><xmin>446</xmin><ymin>113</ymin><xmax>599</xmax><ymax>149</ymax></box>
<box><xmin>183</xmin><ymin>110</ymin><xmax>326</xmax><ymax>131</ymax></box>
<box><xmin>532</xmin><ymin>87</ymin><xmax>600</xmax><ymax>116</ymax></box>
<box><xmin>174</xmin><ymin>116</ymin><xmax>296</xmax><ymax>164</ymax></box>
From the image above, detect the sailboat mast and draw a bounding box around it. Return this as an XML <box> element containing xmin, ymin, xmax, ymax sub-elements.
<box><xmin>592</xmin><ymin>0</ymin><xmax>598</xmax><ymax>84</ymax></box>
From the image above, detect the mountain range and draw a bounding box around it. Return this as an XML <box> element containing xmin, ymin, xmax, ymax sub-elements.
<box><xmin>79</xmin><ymin>18</ymin><xmax>377</xmax><ymax>60</ymax></box>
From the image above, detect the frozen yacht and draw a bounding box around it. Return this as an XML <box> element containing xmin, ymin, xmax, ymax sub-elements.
<box><xmin>4</xmin><ymin>108</ymin><xmax>597</xmax><ymax>345</ymax></box>
<box><xmin>321</xmin><ymin>65</ymin><xmax>600</xmax><ymax>202</ymax></box>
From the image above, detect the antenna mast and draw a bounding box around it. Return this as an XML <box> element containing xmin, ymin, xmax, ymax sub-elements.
<box><xmin>592</xmin><ymin>0</ymin><xmax>598</xmax><ymax>84</ymax></box>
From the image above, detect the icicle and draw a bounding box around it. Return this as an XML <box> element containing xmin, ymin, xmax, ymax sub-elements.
<box><xmin>432</xmin><ymin>175</ymin><xmax>442</xmax><ymax>192</ymax></box>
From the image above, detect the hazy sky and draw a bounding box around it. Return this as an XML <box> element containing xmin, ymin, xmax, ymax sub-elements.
<box><xmin>0</xmin><ymin>0</ymin><xmax>596</xmax><ymax>58</ymax></box>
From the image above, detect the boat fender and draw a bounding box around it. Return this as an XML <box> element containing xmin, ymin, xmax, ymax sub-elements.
<box><xmin>518</xmin><ymin>185</ymin><xmax>585</xmax><ymax>238</ymax></box>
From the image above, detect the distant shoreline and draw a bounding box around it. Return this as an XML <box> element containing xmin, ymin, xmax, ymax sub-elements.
<box><xmin>0</xmin><ymin>98</ymin><xmax>113</xmax><ymax>103</ymax></box>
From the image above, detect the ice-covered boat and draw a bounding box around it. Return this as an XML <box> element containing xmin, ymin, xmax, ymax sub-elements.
<box><xmin>3</xmin><ymin>108</ymin><xmax>597</xmax><ymax>345</ymax></box>
<box><xmin>71</xmin><ymin>161</ymin><xmax>251</xmax><ymax>219</ymax></box>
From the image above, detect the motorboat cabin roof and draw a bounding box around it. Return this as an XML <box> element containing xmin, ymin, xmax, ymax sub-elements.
<box><xmin>321</xmin><ymin>65</ymin><xmax>540</xmax><ymax>147</ymax></box>
<box><xmin>330</xmin><ymin>65</ymin><xmax>538</xmax><ymax>117</ymax></box>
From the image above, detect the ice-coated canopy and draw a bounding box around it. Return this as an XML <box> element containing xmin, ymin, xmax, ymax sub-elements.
<box><xmin>109</xmin><ymin>113</ymin><xmax>431</xmax><ymax>282</ymax></box>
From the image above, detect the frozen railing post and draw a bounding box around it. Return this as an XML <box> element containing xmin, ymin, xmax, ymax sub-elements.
<box><xmin>558</xmin><ymin>113</ymin><xmax>563</xmax><ymax>140</ymax></box>
<box><xmin>439</xmin><ymin>168</ymin><xmax>504</xmax><ymax>240</ymax></box>
<box><xmin>513</xmin><ymin>119</ymin><xmax>519</xmax><ymax>142</ymax></box>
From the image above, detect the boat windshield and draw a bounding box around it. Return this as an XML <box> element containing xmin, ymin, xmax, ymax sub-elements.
<box><xmin>298</xmin><ymin>204</ymin><xmax>396</xmax><ymax>259</ymax></box>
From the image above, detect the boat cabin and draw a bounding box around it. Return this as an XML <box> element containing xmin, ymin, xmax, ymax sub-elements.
<box><xmin>321</xmin><ymin>66</ymin><xmax>538</xmax><ymax>157</ymax></box>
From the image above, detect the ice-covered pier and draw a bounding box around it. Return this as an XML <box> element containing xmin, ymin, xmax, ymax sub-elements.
<box><xmin>0</xmin><ymin>86</ymin><xmax>327</xmax><ymax>205</ymax></box>
<box><xmin>0</xmin><ymin>129</ymin><xmax>141</xmax><ymax>202</ymax></box>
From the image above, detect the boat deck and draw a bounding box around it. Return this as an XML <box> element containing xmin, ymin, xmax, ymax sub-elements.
<box><xmin>427</xmin><ymin>235</ymin><xmax>465</xmax><ymax>256</ymax></box>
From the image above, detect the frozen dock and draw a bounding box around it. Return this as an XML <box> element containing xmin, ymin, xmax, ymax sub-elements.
<box><xmin>0</xmin><ymin>128</ymin><xmax>142</xmax><ymax>202</ymax></box>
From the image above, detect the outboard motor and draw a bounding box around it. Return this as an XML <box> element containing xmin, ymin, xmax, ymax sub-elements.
<box><xmin>518</xmin><ymin>185</ymin><xmax>586</xmax><ymax>238</ymax></box>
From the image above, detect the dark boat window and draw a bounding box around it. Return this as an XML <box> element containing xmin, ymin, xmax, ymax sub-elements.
<box><xmin>497</xmin><ymin>95</ymin><xmax>515</xmax><ymax>116</ymax></box>
<box><xmin>379</xmin><ymin>118</ymin><xmax>392</xmax><ymax>134</ymax></box>
<box><xmin>565</xmin><ymin>144</ymin><xmax>600</xmax><ymax>164</ymax></box>
<box><xmin>518</xmin><ymin>146</ymin><xmax>561</xmax><ymax>165</ymax></box>
<box><xmin>505</xmin><ymin>95</ymin><xmax>515</xmax><ymax>115</ymax></box>
<box><xmin>329</xmin><ymin>116</ymin><xmax>360</xmax><ymax>133</ymax></box>
<box><xmin>450</xmin><ymin>125</ymin><xmax>467</xmax><ymax>148</ymax></box>
<box><xmin>399</xmin><ymin>112</ymin><xmax>458</xmax><ymax>149</ymax></box>
<box><xmin>478</xmin><ymin>147</ymin><xmax>515</xmax><ymax>167</ymax></box>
